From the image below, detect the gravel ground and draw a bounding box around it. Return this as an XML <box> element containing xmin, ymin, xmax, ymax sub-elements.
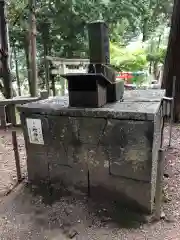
<box><xmin>0</xmin><ymin>124</ymin><xmax>180</xmax><ymax>239</ymax></box>
<box><xmin>0</xmin><ymin>128</ymin><xmax>26</xmax><ymax>202</ymax></box>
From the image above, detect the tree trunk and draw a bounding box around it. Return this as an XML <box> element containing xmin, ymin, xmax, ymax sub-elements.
<box><xmin>149</xmin><ymin>61</ymin><xmax>152</xmax><ymax>74</ymax></box>
<box><xmin>41</xmin><ymin>21</ymin><xmax>50</xmax><ymax>94</ymax></box>
<box><xmin>51</xmin><ymin>75</ymin><xmax>56</xmax><ymax>96</ymax></box>
<box><xmin>162</xmin><ymin>0</ymin><xmax>180</xmax><ymax>121</ymax></box>
<box><xmin>142</xmin><ymin>17</ymin><xmax>149</xmax><ymax>42</ymax></box>
<box><xmin>157</xmin><ymin>35</ymin><xmax>162</xmax><ymax>50</ymax></box>
<box><xmin>12</xmin><ymin>87</ymin><xmax>17</xmax><ymax>97</ymax></box>
<box><xmin>153</xmin><ymin>61</ymin><xmax>159</xmax><ymax>80</ymax></box>
<box><xmin>0</xmin><ymin>0</ymin><xmax>13</xmax><ymax>123</ymax></box>
<box><xmin>61</xmin><ymin>78</ymin><xmax>65</xmax><ymax>96</ymax></box>
<box><xmin>24</xmin><ymin>33</ymin><xmax>32</xmax><ymax>95</ymax></box>
<box><xmin>13</xmin><ymin>46</ymin><xmax>21</xmax><ymax>96</ymax></box>
<box><xmin>0</xmin><ymin>81</ymin><xmax>5</xmax><ymax>96</ymax></box>
<box><xmin>10</xmin><ymin>47</ymin><xmax>13</xmax><ymax>70</ymax></box>
<box><xmin>28</xmin><ymin>0</ymin><xmax>37</xmax><ymax>97</ymax></box>
<box><xmin>0</xmin><ymin>0</ymin><xmax>12</xmax><ymax>99</ymax></box>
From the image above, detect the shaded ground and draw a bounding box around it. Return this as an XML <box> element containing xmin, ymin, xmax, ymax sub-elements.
<box><xmin>0</xmin><ymin>128</ymin><xmax>26</xmax><ymax>202</ymax></box>
<box><xmin>0</xmin><ymin>124</ymin><xmax>180</xmax><ymax>239</ymax></box>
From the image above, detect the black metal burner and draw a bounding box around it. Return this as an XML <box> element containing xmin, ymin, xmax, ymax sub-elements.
<box><xmin>62</xmin><ymin>20</ymin><xmax>124</xmax><ymax>108</ymax></box>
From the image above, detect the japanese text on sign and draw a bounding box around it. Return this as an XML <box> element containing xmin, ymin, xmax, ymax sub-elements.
<box><xmin>26</xmin><ymin>118</ymin><xmax>44</xmax><ymax>145</ymax></box>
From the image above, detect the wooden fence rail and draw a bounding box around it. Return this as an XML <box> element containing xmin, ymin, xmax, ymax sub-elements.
<box><xmin>0</xmin><ymin>91</ymin><xmax>48</xmax><ymax>129</ymax></box>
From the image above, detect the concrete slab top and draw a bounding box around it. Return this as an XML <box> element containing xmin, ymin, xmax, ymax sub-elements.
<box><xmin>18</xmin><ymin>89</ymin><xmax>165</xmax><ymax>121</ymax></box>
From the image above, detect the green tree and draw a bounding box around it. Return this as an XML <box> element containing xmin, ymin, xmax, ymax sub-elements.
<box><xmin>5</xmin><ymin>0</ymin><xmax>173</xmax><ymax>97</ymax></box>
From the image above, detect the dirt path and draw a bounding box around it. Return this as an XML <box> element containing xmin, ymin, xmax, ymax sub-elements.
<box><xmin>0</xmin><ymin>128</ymin><xmax>26</xmax><ymax>202</ymax></box>
<box><xmin>0</xmin><ymin>124</ymin><xmax>180</xmax><ymax>239</ymax></box>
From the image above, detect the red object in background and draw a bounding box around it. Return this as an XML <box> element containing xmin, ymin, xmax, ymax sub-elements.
<box><xmin>116</xmin><ymin>72</ymin><xmax>133</xmax><ymax>84</ymax></box>
<box><xmin>116</xmin><ymin>72</ymin><xmax>133</xmax><ymax>79</ymax></box>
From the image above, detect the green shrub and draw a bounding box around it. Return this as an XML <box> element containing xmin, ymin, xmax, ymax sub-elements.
<box><xmin>110</xmin><ymin>42</ymin><xmax>148</xmax><ymax>71</ymax></box>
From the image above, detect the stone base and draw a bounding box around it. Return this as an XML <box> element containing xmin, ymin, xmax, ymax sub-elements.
<box><xmin>19</xmin><ymin>90</ymin><xmax>165</xmax><ymax>214</ymax></box>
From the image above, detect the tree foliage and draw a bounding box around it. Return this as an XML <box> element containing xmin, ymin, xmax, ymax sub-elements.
<box><xmin>3</xmin><ymin>0</ymin><xmax>172</xmax><ymax>96</ymax></box>
<box><xmin>110</xmin><ymin>42</ymin><xmax>147</xmax><ymax>71</ymax></box>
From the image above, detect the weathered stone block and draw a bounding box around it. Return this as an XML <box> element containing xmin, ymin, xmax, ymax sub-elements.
<box><xmin>46</xmin><ymin>116</ymin><xmax>73</xmax><ymax>144</ymax></box>
<box><xmin>20</xmin><ymin>113</ymin><xmax>49</xmax><ymax>183</ymax></box>
<box><xmin>69</xmin><ymin>117</ymin><xmax>106</xmax><ymax>145</ymax></box>
<box><xmin>46</xmin><ymin>144</ymin><xmax>97</xmax><ymax>190</ymax></box>
<box><xmin>107</xmin><ymin>146</ymin><xmax>152</xmax><ymax>181</ymax></box>
<box><xmin>101</xmin><ymin>119</ymin><xmax>153</xmax><ymax>148</ymax></box>
<box><xmin>88</xmin><ymin>146</ymin><xmax>152</xmax><ymax>212</ymax></box>
<box><xmin>18</xmin><ymin>89</ymin><xmax>165</xmax><ymax>213</ymax></box>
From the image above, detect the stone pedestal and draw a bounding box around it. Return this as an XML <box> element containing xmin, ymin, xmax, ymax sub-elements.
<box><xmin>18</xmin><ymin>89</ymin><xmax>165</xmax><ymax>213</ymax></box>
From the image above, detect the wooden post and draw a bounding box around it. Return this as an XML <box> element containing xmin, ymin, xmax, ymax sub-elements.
<box><xmin>12</xmin><ymin>130</ymin><xmax>22</xmax><ymax>182</ymax></box>
<box><xmin>0</xmin><ymin>105</ymin><xmax>6</xmax><ymax>128</ymax></box>
<box><xmin>169</xmin><ymin>76</ymin><xmax>176</xmax><ymax>146</ymax></box>
<box><xmin>10</xmin><ymin>104</ymin><xmax>17</xmax><ymax>126</ymax></box>
<box><xmin>154</xmin><ymin>148</ymin><xmax>165</xmax><ymax>220</ymax></box>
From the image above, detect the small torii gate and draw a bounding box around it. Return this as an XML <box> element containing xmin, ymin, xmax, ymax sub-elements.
<box><xmin>46</xmin><ymin>56</ymin><xmax>90</xmax><ymax>95</ymax></box>
<box><xmin>46</xmin><ymin>56</ymin><xmax>89</xmax><ymax>74</ymax></box>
